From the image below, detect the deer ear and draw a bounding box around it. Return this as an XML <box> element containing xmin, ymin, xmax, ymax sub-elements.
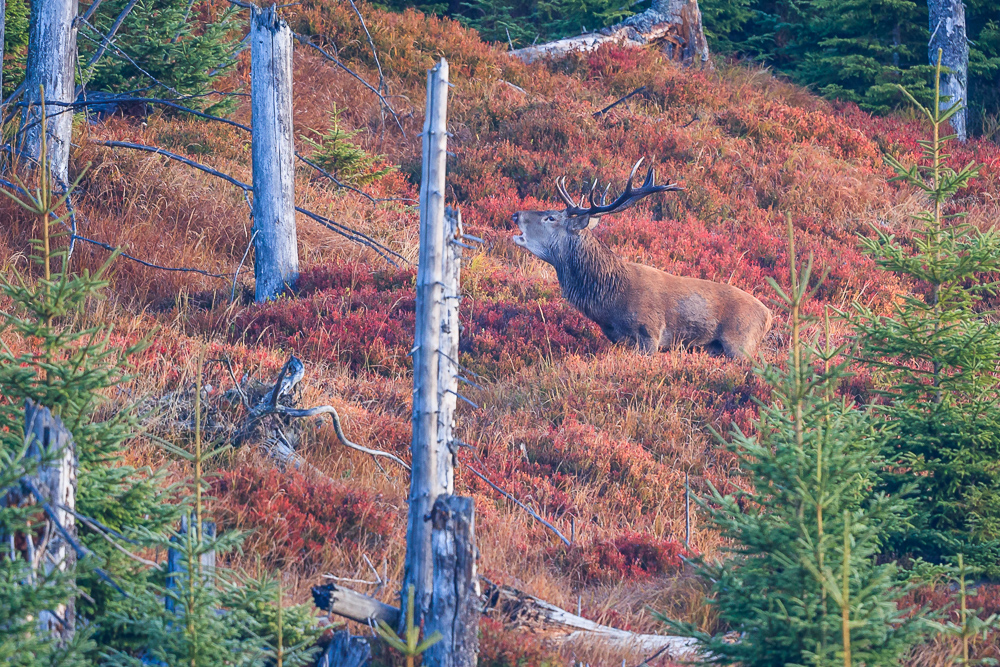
<box><xmin>586</xmin><ymin>216</ymin><xmax>600</xmax><ymax>230</ymax></box>
<box><xmin>567</xmin><ymin>214</ymin><xmax>591</xmax><ymax>231</ymax></box>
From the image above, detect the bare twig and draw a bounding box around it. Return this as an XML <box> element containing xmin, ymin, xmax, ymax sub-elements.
<box><xmin>77</xmin><ymin>22</ymin><xmax>184</xmax><ymax>98</ymax></box>
<box><xmin>72</xmin><ymin>233</ymin><xmax>234</xmax><ymax>278</ymax></box>
<box><xmin>80</xmin><ymin>0</ymin><xmax>109</xmax><ymax>23</ymax></box>
<box><xmin>18</xmin><ymin>477</ymin><xmax>127</xmax><ymax>596</ymax></box>
<box><xmin>32</xmin><ymin>96</ymin><xmax>399</xmax><ymax>204</ymax></box>
<box><xmin>82</xmin><ymin>0</ymin><xmax>141</xmax><ymax>73</ymax></box>
<box><xmin>322</xmin><ymin>574</ymin><xmax>382</xmax><ymax>585</ymax></box>
<box><xmin>295</xmin><ymin>206</ymin><xmax>406</xmax><ymax>266</ymax></box>
<box><xmin>95</xmin><ymin>139</ymin><xmax>252</xmax><ymax>189</ymax></box>
<box><xmin>209</xmin><ymin>356</ymin><xmax>250</xmax><ymax>408</ymax></box>
<box><xmin>276</xmin><ymin>403</ymin><xmax>411</xmax><ymax>472</ymax></box>
<box><xmin>231</xmin><ymin>229</ymin><xmax>258</xmax><ymax>302</ymax></box>
<box><xmin>293</xmin><ymin>34</ymin><xmax>405</xmax><ymax>135</ymax></box>
<box><xmin>67</xmin><ymin>507</ymin><xmax>159</xmax><ymax>567</ymax></box>
<box><xmin>463</xmin><ymin>463</ymin><xmax>571</xmax><ymax>546</ymax></box>
<box><xmin>633</xmin><ymin>644</ymin><xmax>673</xmax><ymax>667</ymax></box>
<box><xmin>96</xmin><ymin>140</ymin><xmax>406</xmax><ymax>265</ymax></box>
<box><xmin>295</xmin><ymin>151</ymin><xmax>413</xmax><ymax>205</ymax></box>
<box><xmin>593</xmin><ymin>85</ymin><xmax>647</xmax><ymax>118</ymax></box>
<box><xmin>236</xmin><ymin>356</ymin><xmax>410</xmax><ymax>473</ymax></box>
<box><xmin>345</xmin><ymin>0</ymin><xmax>386</xmax><ymax>93</ymax></box>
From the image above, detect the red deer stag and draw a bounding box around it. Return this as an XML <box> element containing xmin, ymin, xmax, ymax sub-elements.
<box><xmin>512</xmin><ymin>159</ymin><xmax>772</xmax><ymax>358</ymax></box>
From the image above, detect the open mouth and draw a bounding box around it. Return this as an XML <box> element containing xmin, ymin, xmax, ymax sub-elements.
<box><xmin>512</xmin><ymin>233</ymin><xmax>525</xmax><ymax>246</ymax></box>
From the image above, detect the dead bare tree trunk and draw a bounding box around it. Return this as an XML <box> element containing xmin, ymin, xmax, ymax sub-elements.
<box><xmin>318</xmin><ymin>630</ymin><xmax>372</xmax><ymax>667</ymax></box>
<box><xmin>425</xmin><ymin>495</ymin><xmax>479</xmax><ymax>667</ymax></box>
<box><xmin>436</xmin><ymin>205</ymin><xmax>462</xmax><ymax>493</ymax></box>
<box><xmin>23</xmin><ymin>0</ymin><xmax>79</xmax><ymax>186</ymax></box>
<box><xmin>250</xmin><ymin>4</ymin><xmax>299</xmax><ymax>302</ymax></box>
<box><xmin>165</xmin><ymin>517</ymin><xmax>216</xmax><ymax>613</ymax></box>
<box><xmin>511</xmin><ymin>0</ymin><xmax>709</xmax><ymax>68</ymax></box>
<box><xmin>928</xmin><ymin>0</ymin><xmax>968</xmax><ymax>141</ymax></box>
<box><xmin>23</xmin><ymin>399</ymin><xmax>77</xmax><ymax>644</ymax></box>
<box><xmin>403</xmin><ymin>57</ymin><xmax>450</xmax><ymax>627</ymax></box>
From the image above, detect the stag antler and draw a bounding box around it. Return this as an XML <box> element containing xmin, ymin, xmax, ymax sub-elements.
<box><xmin>556</xmin><ymin>158</ymin><xmax>681</xmax><ymax>218</ymax></box>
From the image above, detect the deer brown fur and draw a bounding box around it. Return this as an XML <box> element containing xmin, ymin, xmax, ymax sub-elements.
<box><xmin>512</xmin><ymin>160</ymin><xmax>772</xmax><ymax>358</ymax></box>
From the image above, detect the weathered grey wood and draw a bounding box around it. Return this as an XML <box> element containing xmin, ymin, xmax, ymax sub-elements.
<box><xmin>311</xmin><ymin>582</ymin><xmax>401</xmax><ymax>626</ymax></box>
<box><xmin>511</xmin><ymin>0</ymin><xmax>708</xmax><ymax>68</ymax></box>
<box><xmin>23</xmin><ymin>398</ymin><xmax>77</xmax><ymax>643</ymax></box>
<box><xmin>23</xmin><ymin>0</ymin><xmax>78</xmax><ymax>185</ymax></box>
<box><xmin>403</xmin><ymin>57</ymin><xmax>450</xmax><ymax>627</ymax></box>
<box><xmin>437</xmin><ymin>206</ymin><xmax>462</xmax><ymax>492</ymax></box>
<box><xmin>165</xmin><ymin>516</ymin><xmax>216</xmax><ymax>613</ymax></box>
<box><xmin>1</xmin><ymin>0</ymin><xmax>6</xmax><ymax>102</ymax></box>
<box><xmin>482</xmin><ymin>579</ymin><xmax>697</xmax><ymax>656</ymax></box>
<box><xmin>425</xmin><ymin>495</ymin><xmax>479</xmax><ymax>667</ymax></box>
<box><xmin>318</xmin><ymin>629</ymin><xmax>372</xmax><ymax>667</ymax></box>
<box><xmin>250</xmin><ymin>4</ymin><xmax>298</xmax><ymax>302</ymax></box>
<box><xmin>929</xmin><ymin>0</ymin><xmax>968</xmax><ymax>141</ymax></box>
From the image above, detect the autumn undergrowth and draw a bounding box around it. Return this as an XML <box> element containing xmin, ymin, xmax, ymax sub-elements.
<box><xmin>3</xmin><ymin>1</ymin><xmax>1000</xmax><ymax>664</ymax></box>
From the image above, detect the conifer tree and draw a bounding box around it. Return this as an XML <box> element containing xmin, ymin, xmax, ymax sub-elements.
<box><xmin>659</xmin><ymin>217</ymin><xmax>924</xmax><ymax>666</ymax></box>
<box><xmin>0</xmin><ymin>117</ymin><xmax>114</xmax><ymax>666</ymax></box>
<box><xmin>78</xmin><ymin>0</ymin><xmax>241</xmax><ymax>108</ymax></box>
<box><xmin>99</xmin><ymin>351</ymin><xmax>266</xmax><ymax>666</ymax></box>
<box><xmin>0</xmin><ymin>121</ymin><xmax>178</xmax><ymax>635</ymax></box>
<box><xmin>849</xmin><ymin>53</ymin><xmax>1000</xmax><ymax>577</ymax></box>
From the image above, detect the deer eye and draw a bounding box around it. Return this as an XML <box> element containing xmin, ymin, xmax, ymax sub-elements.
<box><xmin>543</xmin><ymin>215</ymin><xmax>555</xmax><ymax>222</ymax></box>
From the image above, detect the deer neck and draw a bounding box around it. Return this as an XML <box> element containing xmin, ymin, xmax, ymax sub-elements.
<box><xmin>551</xmin><ymin>232</ymin><xmax>629</xmax><ymax>319</ymax></box>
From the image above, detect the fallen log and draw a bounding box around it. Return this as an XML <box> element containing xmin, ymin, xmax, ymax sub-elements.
<box><xmin>511</xmin><ymin>0</ymin><xmax>709</xmax><ymax>68</ymax></box>
<box><xmin>312</xmin><ymin>578</ymin><xmax>697</xmax><ymax>659</ymax></box>
<box><xmin>481</xmin><ymin>579</ymin><xmax>698</xmax><ymax>656</ymax></box>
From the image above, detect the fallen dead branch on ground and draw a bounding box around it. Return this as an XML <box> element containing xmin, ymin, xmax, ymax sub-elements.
<box><xmin>232</xmin><ymin>355</ymin><xmax>411</xmax><ymax>473</ymax></box>
<box><xmin>311</xmin><ymin>578</ymin><xmax>698</xmax><ymax>659</ymax></box>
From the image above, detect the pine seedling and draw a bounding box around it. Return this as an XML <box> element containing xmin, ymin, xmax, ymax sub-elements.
<box><xmin>936</xmin><ymin>555</ymin><xmax>1000</xmax><ymax>666</ymax></box>
<box><xmin>849</xmin><ymin>49</ymin><xmax>1000</xmax><ymax>576</ymax></box>
<box><xmin>374</xmin><ymin>584</ymin><xmax>443</xmax><ymax>667</ymax></box>
<box><xmin>301</xmin><ymin>105</ymin><xmax>395</xmax><ymax>185</ymax></box>
<box><xmin>226</xmin><ymin>568</ymin><xmax>322</xmax><ymax>667</ymax></box>
<box><xmin>100</xmin><ymin>349</ymin><xmax>265</xmax><ymax>667</ymax></box>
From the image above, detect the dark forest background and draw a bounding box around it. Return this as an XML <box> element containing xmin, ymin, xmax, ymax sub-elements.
<box><xmin>375</xmin><ymin>0</ymin><xmax>1000</xmax><ymax>135</ymax></box>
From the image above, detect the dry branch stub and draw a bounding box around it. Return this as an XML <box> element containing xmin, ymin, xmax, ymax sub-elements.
<box><xmin>250</xmin><ymin>4</ymin><xmax>299</xmax><ymax>302</ymax></box>
<box><xmin>425</xmin><ymin>495</ymin><xmax>479</xmax><ymax>667</ymax></box>
<box><xmin>23</xmin><ymin>0</ymin><xmax>78</xmax><ymax>185</ymax></box>
<box><xmin>403</xmin><ymin>57</ymin><xmax>451</xmax><ymax>628</ymax></box>
<box><xmin>23</xmin><ymin>399</ymin><xmax>78</xmax><ymax>643</ymax></box>
<box><xmin>311</xmin><ymin>581</ymin><xmax>401</xmax><ymax>626</ymax></box>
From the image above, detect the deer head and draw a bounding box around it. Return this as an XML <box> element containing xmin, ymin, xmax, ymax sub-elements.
<box><xmin>512</xmin><ymin>158</ymin><xmax>681</xmax><ymax>264</ymax></box>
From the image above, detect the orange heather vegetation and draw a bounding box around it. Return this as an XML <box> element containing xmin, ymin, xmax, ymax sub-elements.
<box><xmin>4</xmin><ymin>1</ymin><xmax>1000</xmax><ymax>664</ymax></box>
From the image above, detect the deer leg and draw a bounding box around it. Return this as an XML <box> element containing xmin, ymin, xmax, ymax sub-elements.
<box><xmin>720</xmin><ymin>335</ymin><xmax>754</xmax><ymax>360</ymax></box>
<box><xmin>635</xmin><ymin>324</ymin><xmax>661</xmax><ymax>355</ymax></box>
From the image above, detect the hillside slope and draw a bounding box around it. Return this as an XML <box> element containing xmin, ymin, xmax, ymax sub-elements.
<box><xmin>3</xmin><ymin>2</ymin><xmax>1000</xmax><ymax>664</ymax></box>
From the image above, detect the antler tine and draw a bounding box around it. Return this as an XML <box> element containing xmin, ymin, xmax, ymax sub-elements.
<box><xmin>642</xmin><ymin>166</ymin><xmax>655</xmax><ymax>188</ymax></box>
<box><xmin>626</xmin><ymin>158</ymin><xmax>645</xmax><ymax>189</ymax></box>
<box><xmin>555</xmin><ymin>176</ymin><xmax>576</xmax><ymax>208</ymax></box>
<box><xmin>558</xmin><ymin>157</ymin><xmax>677</xmax><ymax>218</ymax></box>
<box><xmin>587</xmin><ymin>180</ymin><xmax>600</xmax><ymax>208</ymax></box>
